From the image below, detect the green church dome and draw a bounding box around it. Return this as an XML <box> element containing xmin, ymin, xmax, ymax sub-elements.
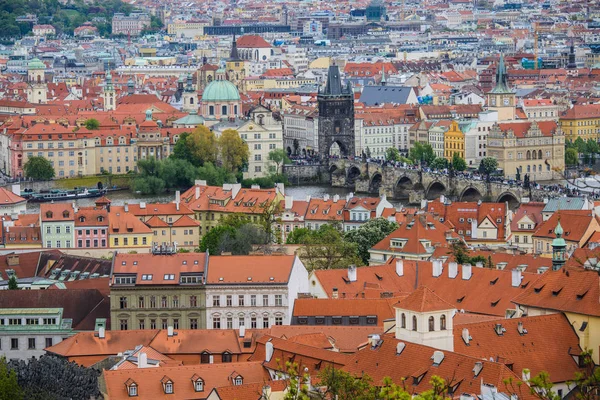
<box><xmin>201</xmin><ymin>79</ymin><xmax>240</xmax><ymax>102</ymax></box>
<box><xmin>28</xmin><ymin>58</ymin><xmax>46</xmax><ymax>70</ymax></box>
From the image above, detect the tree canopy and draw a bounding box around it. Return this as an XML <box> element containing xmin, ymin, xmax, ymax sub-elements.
<box><xmin>345</xmin><ymin>218</ymin><xmax>398</xmax><ymax>264</ymax></box>
<box><xmin>172</xmin><ymin>127</ymin><xmax>218</xmax><ymax>166</ymax></box>
<box><xmin>268</xmin><ymin>149</ymin><xmax>290</xmax><ymax>174</ymax></box>
<box><xmin>409</xmin><ymin>142</ymin><xmax>436</xmax><ymax>165</ymax></box>
<box><xmin>0</xmin><ymin>357</ymin><xmax>22</xmax><ymax>400</ymax></box>
<box><xmin>23</xmin><ymin>156</ymin><xmax>55</xmax><ymax>181</ymax></box>
<box><xmin>219</xmin><ymin>129</ymin><xmax>249</xmax><ymax>173</ymax></box>
<box><xmin>385</xmin><ymin>147</ymin><xmax>401</xmax><ymax>162</ymax></box>
<box><xmin>451</xmin><ymin>153</ymin><xmax>467</xmax><ymax>171</ymax></box>
<box><xmin>479</xmin><ymin>157</ymin><xmax>498</xmax><ymax>176</ymax></box>
<box><xmin>296</xmin><ymin>224</ymin><xmax>361</xmax><ymax>271</ymax></box>
<box><xmin>83</xmin><ymin>118</ymin><xmax>99</xmax><ymax>130</ymax></box>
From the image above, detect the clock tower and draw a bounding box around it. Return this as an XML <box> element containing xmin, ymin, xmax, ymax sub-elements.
<box><xmin>487</xmin><ymin>54</ymin><xmax>515</xmax><ymax>121</ymax></box>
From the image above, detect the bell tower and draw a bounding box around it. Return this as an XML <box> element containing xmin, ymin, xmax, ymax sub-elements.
<box><xmin>487</xmin><ymin>54</ymin><xmax>515</xmax><ymax>121</ymax></box>
<box><xmin>317</xmin><ymin>64</ymin><xmax>355</xmax><ymax>159</ymax></box>
<box><xmin>182</xmin><ymin>73</ymin><xmax>197</xmax><ymax>112</ymax></box>
<box><xmin>103</xmin><ymin>72</ymin><xmax>117</xmax><ymax>111</ymax></box>
<box><xmin>552</xmin><ymin>220</ymin><xmax>567</xmax><ymax>270</ymax></box>
<box><xmin>26</xmin><ymin>58</ymin><xmax>48</xmax><ymax>104</ymax></box>
<box><xmin>226</xmin><ymin>34</ymin><xmax>246</xmax><ymax>93</ymax></box>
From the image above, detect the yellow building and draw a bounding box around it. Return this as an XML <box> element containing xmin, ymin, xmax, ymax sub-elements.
<box><xmin>558</xmin><ymin>104</ymin><xmax>600</xmax><ymax>142</ymax></box>
<box><xmin>146</xmin><ymin>215</ymin><xmax>201</xmax><ymax>249</ymax></box>
<box><xmin>443</xmin><ymin>120</ymin><xmax>465</xmax><ymax>161</ymax></box>
<box><xmin>108</xmin><ymin>206</ymin><xmax>153</xmax><ymax>249</ymax></box>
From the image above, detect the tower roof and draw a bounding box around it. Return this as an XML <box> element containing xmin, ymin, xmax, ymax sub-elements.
<box><xmin>28</xmin><ymin>58</ymin><xmax>46</xmax><ymax>70</ymax></box>
<box><xmin>229</xmin><ymin>34</ymin><xmax>241</xmax><ymax>61</ymax></box>
<box><xmin>393</xmin><ymin>286</ymin><xmax>455</xmax><ymax>312</ymax></box>
<box><xmin>322</xmin><ymin>65</ymin><xmax>351</xmax><ymax>96</ymax></box>
<box><xmin>201</xmin><ymin>80</ymin><xmax>240</xmax><ymax>102</ymax></box>
<box><xmin>490</xmin><ymin>54</ymin><xmax>513</xmax><ymax>94</ymax></box>
<box><xmin>552</xmin><ymin>219</ymin><xmax>566</xmax><ymax>247</ymax></box>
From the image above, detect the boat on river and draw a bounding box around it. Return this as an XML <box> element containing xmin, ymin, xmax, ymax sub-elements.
<box><xmin>21</xmin><ymin>188</ymin><xmax>107</xmax><ymax>203</ymax></box>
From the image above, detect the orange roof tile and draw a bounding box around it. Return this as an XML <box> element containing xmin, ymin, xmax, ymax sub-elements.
<box><xmin>394</xmin><ymin>286</ymin><xmax>455</xmax><ymax>312</ymax></box>
<box><xmin>0</xmin><ymin>187</ymin><xmax>26</xmax><ymax>206</ymax></box>
<box><xmin>112</xmin><ymin>253</ymin><xmax>207</xmax><ymax>285</ymax></box>
<box><xmin>206</xmin><ymin>255</ymin><xmax>296</xmax><ymax>284</ymax></box>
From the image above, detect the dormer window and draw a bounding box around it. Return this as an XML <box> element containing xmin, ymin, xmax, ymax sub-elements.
<box><xmin>161</xmin><ymin>376</ymin><xmax>173</xmax><ymax>394</ymax></box>
<box><xmin>63</xmin><ymin>211</ymin><xmax>70</xmax><ymax>218</ymax></box>
<box><xmin>125</xmin><ymin>379</ymin><xmax>137</xmax><ymax>397</ymax></box>
<box><xmin>79</xmin><ymin>216</ymin><xmax>85</xmax><ymax>222</ymax></box>
<box><xmin>98</xmin><ymin>216</ymin><xmax>104</xmax><ymax>222</ymax></box>
<box><xmin>46</xmin><ymin>211</ymin><xmax>53</xmax><ymax>218</ymax></box>
<box><xmin>191</xmin><ymin>375</ymin><xmax>204</xmax><ymax>392</ymax></box>
<box><xmin>234</xmin><ymin>376</ymin><xmax>243</xmax><ymax>386</ymax></box>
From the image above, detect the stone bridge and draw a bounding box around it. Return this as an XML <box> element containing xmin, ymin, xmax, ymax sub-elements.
<box><xmin>326</xmin><ymin>160</ymin><xmax>555</xmax><ymax>205</ymax></box>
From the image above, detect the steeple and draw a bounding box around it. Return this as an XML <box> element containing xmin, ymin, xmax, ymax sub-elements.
<box><xmin>105</xmin><ymin>72</ymin><xmax>114</xmax><ymax>92</ymax></box>
<box><xmin>490</xmin><ymin>54</ymin><xmax>512</xmax><ymax>94</ymax></box>
<box><xmin>381</xmin><ymin>64</ymin><xmax>387</xmax><ymax>86</ymax></box>
<box><xmin>185</xmin><ymin>73</ymin><xmax>194</xmax><ymax>92</ymax></box>
<box><xmin>127</xmin><ymin>78</ymin><xmax>135</xmax><ymax>95</ymax></box>
<box><xmin>322</xmin><ymin>65</ymin><xmax>350</xmax><ymax>96</ymax></box>
<box><xmin>229</xmin><ymin>33</ymin><xmax>240</xmax><ymax>61</ymax></box>
<box><xmin>552</xmin><ymin>219</ymin><xmax>567</xmax><ymax>270</ymax></box>
<box><xmin>103</xmin><ymin>72</ymin><xmax>116</xmax><ymax>111</ymax></box>
<box><xmin>567</xmin><ymin>39</ymin><xmax>577</xmax><ymax>69</ymax></box>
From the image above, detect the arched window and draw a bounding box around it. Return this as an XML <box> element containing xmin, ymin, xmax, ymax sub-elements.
<box><xmin>428</xmin><ymin>316</ymin><xmax>435</xmax><ymax>332</ymax></box>
<box><xmin>440</xmin><ymin>314</ymin><xmax>446</xmax><ymax>330</ymax></box>
<box><xmin>234</xmin><ymin>105</ymin><xmax>238</xmax><ymax>115</ymax></box>
<box><xmin>222</xmin><ymin>105</ymin><xmax>227</xmax><ymax>115</ymax></box>
<box><xmin>532</xmin><ymin>151</ymin><xmax>537</xmax><ymax>160</ymax></box>
<box><xmin>401</xmin><ymin>313</ymin><xmax>406</xmax><ymax>328</ymax></box>
<box><xmin>412</xmin><ymin>315</ymin><xmax>417</xmax><ymax>331</ymax></box>
<box><xmin>190</xmin><ymin>97</ymin><xmax>194</xmax><ymax>104</ymax></box>
<box><xmin>526</xmin><ymin>150</ymin><xmax>531</xmax><ymax>160</ymax></box>
<box><xmin>533</xmin><ymin>165</ymin><xmax>536</xmax><ymax>172</ymax></box>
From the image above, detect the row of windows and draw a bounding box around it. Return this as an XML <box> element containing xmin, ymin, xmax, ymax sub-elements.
<box><xmin>120</xmin><ymin>295</ymin><xmax>199</xmax><ymax>309</ymax></box>
<box><xmin>400</xmin><ymin>313</ymin><xmax>447</xmax><ymax>331</ymax></box>
<box><xmin>47</xmin><ymin>240</ymin><xmax>71</xmax><ymax>248</ymax></box>
<box><xmin>26</xmin><ymin>142</ymin><xmax>74</xmax><ymax>149</ymax></box>
<box><xmin>113</xmin><ymin>237</ymin><xmax>148</xmax><ymax>246</ymax></box>
<box><xmin>0</xmin><ymin>337</ymin><xmax>54</xmax><ymax>350</ymax></box>
<box><xmin>212</xmin><ymin>316</ymin><xmax>283</xmax><ymax>329</ymax></box>
<box><xmin>212</xmin><ymin>294</ymin><xmax>283</xmax><ymax>307</ymax></box>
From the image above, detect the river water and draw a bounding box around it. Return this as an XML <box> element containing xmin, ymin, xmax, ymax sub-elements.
<box><xmin>24</xmin><ymin>185</ymin><xmax>361</xmax><ymax>213</ymax></box>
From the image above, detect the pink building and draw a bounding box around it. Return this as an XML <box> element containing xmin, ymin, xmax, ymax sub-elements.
<box><xmin>74</xmin><ymin>206</ymin><xmax>109</xmax><ymax>248</ymax></box>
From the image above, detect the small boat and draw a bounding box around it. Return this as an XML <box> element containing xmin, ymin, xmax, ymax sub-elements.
<box><xmin>23</xmin><ymin>188</ymin><xmax>107</xmax><ymax>203</ymax></box>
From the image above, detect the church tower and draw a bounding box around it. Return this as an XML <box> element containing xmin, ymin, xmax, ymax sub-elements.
<box><xmin>566</xmin><ymin>40</ymin><xmax>578</xmax><ymax>76</ymax></box>
<box><xmin>182</xmin><ymin>73</ymin><xmax>198</xmax><ymax>112</ymax></box>
<box><xmin>552</xmin><ymin>220</ymin><xmax>567</xmax><ymax>271</ymax></box>
<box><xmin>103</xmin><ymin>72</ymin><xmax>117</xmax><ymax>111</ymax></box>
<box><xmin>26</xmin><ymin>58</ymin><xmax>48</xmax><ymax>104</ymax></box>
<box><xmin>487</xmin><ymin>54</ymin><xmax>515</xmax><ymax>121</ymax></box>
<box><xmin>226</xmin><ymin>34</ymin><xmax>246</xmax><ymax>93</ymax></box>
<box><xmin>317</xmin><ymin>64</ymin><xmax>355</xmax><ymax>158</ymax></box>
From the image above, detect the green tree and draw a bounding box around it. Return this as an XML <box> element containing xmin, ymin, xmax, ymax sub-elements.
<box><xmin>83</xmin><ymin>118</ymin><xmax>100</xmax><ymax>130</ymax></box>
<box><xmin>199</xmin><ymin>225</ymin><xmax>235</xmax><ymax>255</ymax></box>
<box><xmin>430</xmin><ymin>157</ymin><xmax>448</xmax><ymax>170</ymax></box>
<box><xmin>479</xmin><ymin>156</ymin><xmax>498</xmax><ymax>179</ymax></box>
<box><xmin>219</xmin><ymin>224</ymin><xmax>268</xmax><ymax>255</ymax></box>
<box><xmin>317</xmin><ymin>367</ymin><xmax>377</xmax><ymax>400</ymax></box>
<box><xmin>172</xmin><ymin>127</ymin><xmax>218</xmax><ymax>166</ymax></box>
<box><xmin>448</xmin><ymin>241</ymin><xmax>471</xmax><ymax>264</ymax></box>
<box><xmin>451</xmin><ymin>153</ymin><xmax>467</xmax><ymax>171</ymax></box>
<box><xmin>345</xmin><ymin>218</ymin><xmax>398</xmax><ymax>264</ymax></box>
<box><xmin>23</xmin><ymin>156</ymin><xmax>55</xmax><ymax>180</ymax></box>
<box><xmin>281</xmin><ymin>361</ymin><xmax>310</xmax><ymax>400</ymax></box>
<box><xmin>159</xmin><ymin>158</ymin><xmax>197</xmax><ymax>189</ymax></box>
<box><xmin>0</xmin><ymin>357</ymin><xmax>22</xmax><ymax>400</ymax></box>
<box><xmin>574</xmin><ymin>137</ymin><xmax>587</xmax><ymax>154</ymax></box>
<box><xmin>297</xmin><ymin>224</ymin><xmax>361</xmax><ymax>271</ymax></box>
<box><xmin>219</xmin><ymin>129</ymin><xmax>249</xmax><ymax>173</ymax></box>
<box><xmin>586</xmin><ymin>139</ymin><xmax>600</xmax><ymax>155</ymax></box>
<box><xmin>385</xmin><ymin>147</ymin><xmax>401</xmax><ymax>162</ymax></box>
<box><xmin>268</xmin><ymin>149</ymin><xmax>290</xmax><ymax>174</ymax></box>
<box><xmin>7</xmin><ymin>276</ymin><xmax>18</xmax><ymax>290</ymax></box>
<box><xmin>409</xmin><ymin>142</ymin><xmax>436</xmax><ymax>165</ymax></box>
<box><xmin>197</xmin><ymin>162</ymin><xmax>237</xmax><ymax>186</ymax></box>
<box><xmin>565</xmin><ymin>148</ymin><xmax>579</xmax><ymax>166</ymax></box>
<box><xmin>286</xmin><ymin>227</ymin><xmax>314</xmax><ymax>244</ymax></box>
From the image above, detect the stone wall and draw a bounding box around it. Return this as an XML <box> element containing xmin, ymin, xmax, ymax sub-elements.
<box><xmin>283</xmin><ymin>164</ymin><xmax>331</xmax><ymax>185</ymax></box>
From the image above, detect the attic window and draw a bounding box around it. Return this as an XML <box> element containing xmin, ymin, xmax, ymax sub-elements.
<box><xmin>457</xmin><ymin>296</ymin><xmax>465</xmax><ymax>303</ymax></box>
<box><xmin>490</xmin><ymin>278</ymin><xmax>498</xmax><ymax>285</ymax></box>
<box><xmin>192</xmin><ymin>375</ymin><xmax>204</xmax><ymax>392</ymax></box>
<box><xmin>577</xmin><ymin>290</ymin><xmax>588</xmax><ymax>300</ymax></box>
<box><xmin>234</xmin><ymin>376</ymin><xmax>243</xmax><ymax>385</ymax></box>
<box><xmin>490</xmin><ymin>299</ymin><xmax>500</xmax><ymax>307</ymax></box>
<box><xmin>534</xmin><ymin>284</ymin><xmax>545</xmax><ymax>293</ymax></box>
<box><xmin>46</xmin><ymin>211</ymin><xmax>53</xmax><ymax>218</ymax></box>
<box><xmin>552</xmin><ymin>288</ymin><xmax>563</xmax><ymax>296</ymax></box>
<box><xmin>62</xmin><ymin>211</ymin><xmax>70</xmax><ymax>218</ymax></box>
<box><xmin>122</xmin><ymin>261</ymin><xmax>126</xmax><ymax>266</ymax></box>
<box><xmin>125</xmin><ymin>379</ymin><xmax>137</xmax><ymax>397</ymax></box>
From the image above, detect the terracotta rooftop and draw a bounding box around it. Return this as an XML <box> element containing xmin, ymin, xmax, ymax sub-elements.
<box><xmin>394</xmin><ymin>286</ymin><xmax>455</xmax><ymax>312</ymax></box>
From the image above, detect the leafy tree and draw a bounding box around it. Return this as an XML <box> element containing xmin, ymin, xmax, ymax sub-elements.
<box><xmin>172</xmin><ymin>127</ymin><xmax>218</xmax><ymax>166</ymax></box>
<box><xmin>0</xmin><ymin>357</ymin><xmax>22</xmax><ymax>400</ymax></box>
<box><xmin>385</xmin><ymin>147</ymin><xmax>401</xmax><ymax>162</ymax></box>
<box><xmin>430</xmin><ymin>157</ymin><xmax>448</xmax><ymax>170</ymax></box>
<box><xmin>132</xmin><ymin>175</ymin><xmax>165</xmax><ymax>195</ymax></box>
<box><xmin>199</xmin><ymin>225</ymin><xmax>235</xmax><ymax>255</ymax></box>
<box><xmin>317</xmin><ymin>367</ymin><xmax>377</xmax><ymax>400</ymax></box>
<box><xmin>345</xmin><ymin>218</ymin><xmax>398</xmax><ymax>264</ymax></box>
<box><xmin>409</xmin><ymin>142</ymin><xmax>436</xmax><ymax>165</ymax></box>
<box><xmin>574</xmin><ymin>137</ymin><xmax>587</xmax><ymax>154</ymax></box>
<box><xmin>159</xmin><ymin>158</ymin><xmax>197</xmax><ymax>189</ymax></box>
<box><xmin>7</xmin><ymin>276</ymin><xmax>18</xmax><ymax>290</ymax></box>
<box><xmin>268</xmin><ymin>149</ymin><xmax>290</xmax><ymax>174</ymax></box>
<box><xmin>297</xmin><ymin>224</ymin><xmax>361</xmax><ymax>271</ymax></box>
<box><xmin>83</xmin><ymin>118</ymin><xmax>100</xmax><ymax>130</ymax></box>
<box><xmin>286</xmin><ymin>227</ymin><xmax>313</xmax><ymax>244</ymax></box>
<box><xmin>219</xmin><ymin>224</ymin><xmax>268</xmax><ymax>255</ymax></box>
<box><xmin>220</xmin><ymin>213</ymin><xmax>252</xmax><ymax>229</ymax></box>
<box><xmin>219</xmin><ymin>129</ymin><xmax>249</xmax><ymax>173</ymax></box>
<box><xmin>197</xmin><ymin>162</ymin><xmax>237</xmax><ymax>186</ymax></box>
<box><xmin>280</xmin><ymin>361</ymin><xmax>310</xmax><ymax>400</ymax></box>
<box><xmin>479</xmin><ymin>156</ymin><xmax>498</xmax><ymax>180</ymax></box>
<box><xmin>586</xmin><ymin>139</ymin><xmax>600</xmax><ymax>155</ymax></box>
<box><xmin>565</xmin><ymin>148</ymin><xmax>579</xmax><ymax>166</ymax></box>
<box><xmin>23</xmin><ymin>156</ymin><xmax>55</xmax><ymax>180</ymax></box>
<box><xmin>451</xmin><ymin>153</ymin><xmax>467</xmax><ymax>171</ymax></box>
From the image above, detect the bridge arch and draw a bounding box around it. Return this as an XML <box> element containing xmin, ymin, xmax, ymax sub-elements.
<box><xmin>369</xmin><ymin>173</ymin><xmax>383</xmax><ymax>194</ymax></box>
<box><xmin>394</xmin><ymin>176</ymin><xmax>413</xmax><ymax>200</ymax></box>
<box><xmin>426</xmin><ymin>181</ymin><xmax>446</xmax><ymax>200</ymax></box>
<box><xmin>460</xmin><ymin>186</ymin><xmax>483</xmax><ymax>202</ymax></box>
<box><xmin>497</xmin><ymin>192</ymin><xmax>520</xmax><ymax>209</ymax></box>
<box><xmin>346</xmin><ymin>165</ymin><xmax>361</xmax><ymax>187</ymax></box>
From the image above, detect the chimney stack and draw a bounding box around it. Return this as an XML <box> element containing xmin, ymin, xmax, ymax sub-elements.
<box><xmin>239</xmin><ymin>325</ymin><xmax>246</xmax><ymax>338</ymax></box>
<box><xmin>284</xmin><ymin>195</ymin><xmax>293</xmax><ymax>209</ymax></box>
<box><xmin>475</xmin><ymin>261</ymin><xmax>483</xmax><ymax>269</ymax></box>
<box><xmin>11</xmin><ymin>184</ymin><xmax>20</xmax><ymax>197</ymax></box>
<box><xmin>98</xmin><ymin>327</ymin><xmax>105</xmax><ymax>339</ymax></box>
<box><xmin>333</xmin><ymin>194</ymin><xmax>340</xmax><ymax>203</ymax></box>
<box><xmin>175</xmin><ymin>190</ymin><xmax>180</xmax><ymax>211</ymax></box>
<box><xmin>511</xmin><ymin>269</ymin><xmax>522</xmax><ymax>287</ymax></box>
<box><xmin>462</xmin><ymin>263</ymin><xmax>472</xmax><ymax>280</ymax></box>
<box><xmin>195</xmin><ymin>186</ymin><xmax>200</xmax><ymax>200</ymax></box>
<box><xmin>138</xmin><ymin>352</ymin><xmax>147</xmax><ymax>368</ymax></box>
<box><xmin>332</xmin><ymin>287</ymin><xmax>338</xmax><ymax>299</ymax></box>
<box><xmin>432</xmin><ymin>259</ymin><xmax>443</xmax><ymax>277</ymax></box>
<box><xmin>396</xmin><ymin>259</ymin><xmax>404</xmax><ymax>277</ymax></box>
<box><xmin>323</xmin><ymin>194</ymin><xmax>330</xmax><ymax>202</ymax></box>
<box><xmin>124</xmin><ymin>203</ymin><xmax>129</xmax><ymax>213</ymax></box>
<box><xmin>347</xmin><ymin>265</ymin><xmax>357</xmax><ymax>282</ymax></box>
<box><xmin>448</xmin><ymin>262</ymin><xmax>458</xmax><ymax>279</ymax></box>
<box><xmin>167</xmin><ymin>326</ymin><xmax>174</xmax><ymax>337</ymax></box>
<box><xmin>462</xmin><ymin>328</ymin><xmax>470</xmax><ymax>345</ymax></box>
<box><xmin>517</xmin><ymin>321</ymin><xmax>525</xmax><ymax>335</ymax></box>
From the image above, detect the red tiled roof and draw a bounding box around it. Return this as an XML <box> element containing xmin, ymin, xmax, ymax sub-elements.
<box><xmin>292</xmin><ymin>298</ymin><xmax>397</xmax><ymax>326</ymax></box>
<box><xmin>206</xmin><ymin>255</ymin><xmax>295</xmax><ymax>284</ymax></box>
<box><xmin>533</xmin><ymin>210</ymin><xmax>599</xmax><ymax>242</ymax></box>
<box><xmin>112</xmin><ymin>253</ymin><xmax>207</xmax><ymax>285</ymax></box>
<box><xmin>237</xmin><ymin>35</ymin><xmax>271</xmax><ymax>48</ymax></box>
<box><xmin>0</xmin><ymin>187</ymin><xmax>26</xmax><ymax>205</ymax></box>
<box><xmin>394</xmin><ymin>286</ymin><xmax>455</xmax><ymax>312</ymax></box>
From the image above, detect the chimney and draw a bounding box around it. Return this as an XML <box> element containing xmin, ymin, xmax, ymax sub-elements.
<box><xmin>239</xmin><ymin>325</ymin><xmax>246</xmax><ymax>338</ymax></box>
<box><xmin>275</xmin><ymin>182</ymin><xmax>285</xmax><ymax>195</ymax></box>
<box><xmin>98</xmin><ymin>327</ymin><xmax>105</xmax><ymax>339</ymax></box>
<box><xmin>462</xmin><ymin>263</ymin><xmax>472</xmax><ymax>280</ymax></box>
<box><xmin>511</xmin><ymin>269</ymin><xmax>522</xmax><ymax>287</ymax></box>
<box><xmin>494</xmin><ymin>323</ymin><xmax>504</xmax><ymax>336</ymax></box>
<box><xmin>517</xmin><ymin>321</ymin><xmax>525</xmax><ymax>335</ymax></box>
<box><xmin>124</xmin><ymin>203</ymin><xmax>129</xmax><ymax>213</ymax></box>
<box><xmin>323</xmin><ymin>194</ymin><xmax>330</xmax><ymax>202</ymax></box>
<box><xmin>396</xmin><ymin>259</ymin><xmax>404</xmax><ymax>277</ymax></box>
<box><xmin>432</xmin><ymin>350</ymin><xmax>444</xmax><ymax>365</ymax></box>
<box><xmin>396</xmin><ymin>342</ymin><xmax>406</xmax><ymax>355</ymax></box>
<box><xmin>11</xmin><ymin>184</ymin><xmax>20</xmax><ymax>196</ymax></box>
<box><xmin>175</xmin><ymin>190</ymin><xmax>180</xmax><ymax>211</ymax></box>
<box><xmin>473</xmin><ymin>362</ymin><xmax>483</xmax><ymax>377</ymax></box>
<box><xmin>195</xmin><ymin>180</ymin><xmax>207</xmax><ymax>186</ymax></box>
<box><xmin>475</xmin><ymin>262</ymin><xmax>483</xmax><ymax>269</ymax></box>
<box><xmin>439</xmin><ymin>194</ymin><xmax>445</xmax><ymax>204</ymax></box>
<box><xmin>251</xmin><ymin>184</ymin><xmax>260</xmax><ymax>189</ymax></box>
<box><xmin>462</xmin><ymin>328</ymin><xmax>470</xmax><ymax>345</ymax></box>
<box><xmin>432</xmin><ymin>259</ymin><xmax>443</xmax><ymax>277</ymax></box>
<box><xmin>333</xmin><ymin>194</ymin><xmax>340</xmax><ymax>203</ymax></box>
<box><xmin>265</xmin><ymin>340</ymin><xmax>274</xmax><ymax>362</ymax></box>
<box><xmin>332</xmin><ymin>287</ymin><xmax>338</xmax><ymax>299</ymax></box>
<box><xmin>348</xmin><ymin>265</ymin><xmax>357</xmax><ymax>282</ymax></box>
<box><xmin>448</xmin><ymin>262</ymin><xmax>458</xmax><ymax>279</ymax></box>
<box><xmin>209</xmin><ymin>355</ymin><xmax>214</xmax><ymax>364</ymax></box>
<box><xmin>167</xmin><ymin>326</ymin><xmax>174</xmax><ymax>337</ymax></box>
<box><xmin>284</xmin><ymin>195</ymin><xmax>293</xmax><ymax>210</ymax></box>
<box><xmin>305</xmin><ymin>195</ymin><xmax>311</xmax><ymax>203</ymax></box>
<box><xmin>346</xmin><ymin>192</ymin><xmax>354</xmax><ymax>202</ymax></box>
<box><xmin>138</xmin><ymin>352</ymin><xmax>147</xmax><ymax>368</ymax></box>
<box><xmin>72</xmin><ymin>201</ymin><xmax>78</xmax><ymax>214</ymax></box>
<box><xmin>140</xmin><ymin>202</ymin><xmax>146</xmax><ymax>209</ymax></box>
<box><xmin>195</xmin><ymin>186</ymin><xmax>200</xmax><ymax>200</ymax></box>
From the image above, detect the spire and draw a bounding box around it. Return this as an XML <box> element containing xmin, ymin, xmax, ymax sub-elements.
<box><xmin>229</xmin><ymin>33</ymin><xmax>240</xmax><ymax>61</ymax></box>
<box><xmin>323</xmin><ymin>65</ymin><xmax>343</xmax><ymax>96</ymax></box>
<box><xmin>127</xmin><ymin>78</ymin><xmax>135</xmax><ymax>95</ymax></box>
<box><xmin>490</xmin><ymin>54</ymin><xmax>512</xmax><ymax>94</ymax></box>
<box><xmin>567</xmin><ymin>39</ymin><xmax>577</xmax><ymax>69</ymax></box>
<box><xmin>105</xmin><ymin>72</ymin><xmax>113</xmax><ymax>92</ymax></box>
<box><xmin>552</xmin><ymin>218</ymin><xmax>567</xmax><ymax>271</ymax></box>
<box><xmin>185</xmin><ymin>73</ymin><xmax>194</xmax><ymax>92</ymax></box>
<box><xmin>381</xmin><ymin>64</ymin><xmax>386</xmax><ymax>86</ymax></box>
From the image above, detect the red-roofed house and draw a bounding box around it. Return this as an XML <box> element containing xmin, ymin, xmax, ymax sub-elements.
<box><xmin>236</xmin><ymin>35</ymin><xmax>273</xmax><ymax>62</ymax></box>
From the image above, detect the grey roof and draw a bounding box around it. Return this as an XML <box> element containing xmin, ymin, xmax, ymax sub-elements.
<box><xmin>359</xmin><ymin>85</ymin><xmax>413</xmax><ymax>106</ymax></box>
<box><xmin>542</xmin><ymin>197</ymin><xmax>587</xmax><ymax>213</ymax></box>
